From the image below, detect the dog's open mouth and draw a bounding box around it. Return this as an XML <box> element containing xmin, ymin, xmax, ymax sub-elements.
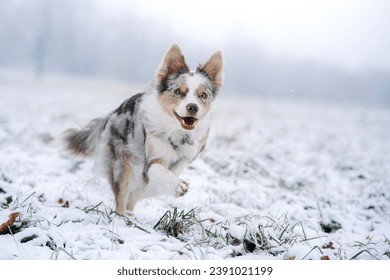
<box><xmin>173</xmin><ymin>111</ymin><xmax>198</xmax><ymax>130</ymax></box>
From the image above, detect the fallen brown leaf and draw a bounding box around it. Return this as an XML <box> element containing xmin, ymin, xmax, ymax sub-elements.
<box><xmin>322</xmin><ymin>242</ymin><xmax>335</xmax><ymax>249</ymax></box>
<box><xmin>0</xmin><ymin>212</ymin><xmax>20</xmax><ymax>234</ymax></box>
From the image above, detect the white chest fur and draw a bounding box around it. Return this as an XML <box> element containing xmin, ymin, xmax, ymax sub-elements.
<box><xmin>146</xmin><ymin>126</ymin><xmax>207</xmax><ymax>170</ymax></box>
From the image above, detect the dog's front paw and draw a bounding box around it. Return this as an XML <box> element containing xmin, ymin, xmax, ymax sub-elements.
<box><xmin>176</xmin><ymin>180</ymin><xmax>189</xmax><ymax>197</ymax></box>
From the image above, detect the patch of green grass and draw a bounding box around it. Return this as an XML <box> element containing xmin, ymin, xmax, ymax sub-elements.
<box><xmin>153</xmin><ymin>208</ymin><xmax>326</xmax><ymax>258</ymax></box>
<box><xmin>154</xmin><ymin>207</ymin><xmax>201</xmax><ymax>238</ymax></box>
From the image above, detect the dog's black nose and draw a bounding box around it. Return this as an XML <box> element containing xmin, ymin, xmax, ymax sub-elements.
<box><xmin>186</xmin><ymin>103</ymin><xmax>199</xmax><ymax>114</ymax></box>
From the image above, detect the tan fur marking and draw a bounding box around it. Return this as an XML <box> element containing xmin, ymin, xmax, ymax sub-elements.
<box><xmin>145</xmin><ymin>136</ymin><xmax>154</xmax><ymax>158</ymax></box>
<box><xmin>158</xmin><ymin>91</ymin><xmax>180</xmax><ymax>117</ymax></box>
<box><xmin>180</xmin><ymin>85</ymin><xmax>188</xmax><ymax>95</ymax></box>
<box><xmin>196</xmin><ymin>85</ymin><xmax>212</xmax><ymax>114</ymax></box>
<box><xmin>150</xmin><ymin>158</ymin><xmax>162</xmax><ymax>165</ymax></box>
<box><xmin>196</xmin><ymin>85</ymin><xmax>206</xmax><ymax>96</ymax></box>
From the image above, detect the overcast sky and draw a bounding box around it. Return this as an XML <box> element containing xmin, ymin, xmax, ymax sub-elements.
<box><xmin>110</xmin><ymin>0</ymin><xmax>390</xmax><ymax>73</ymax></box>
<box><xmin>0</xmin><ymin>0</ymin><xmax>388</xmax><ymax>103</ymax></box>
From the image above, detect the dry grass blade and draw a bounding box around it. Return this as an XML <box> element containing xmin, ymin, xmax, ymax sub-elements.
<box><xmin>350</xmin><ymin>249</ymin><xmax>379</xmax><ymax>260</ymax></box>
<box><xmin>301</xmin><ymin>246</ymin><xmax>324</xmax><ymax>260</ymax></box>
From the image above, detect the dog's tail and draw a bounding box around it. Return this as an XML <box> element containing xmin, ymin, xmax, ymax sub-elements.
<box><xmin>62</xmin><ymin>117</ymin><xmax>107</xmax><ymax>157</ymax></box>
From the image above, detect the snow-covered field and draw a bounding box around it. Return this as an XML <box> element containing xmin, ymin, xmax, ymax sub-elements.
<box><xmin>0</xmin><ymin>70</ymin><xmax>389</xmax><ymax>260</ymax></box>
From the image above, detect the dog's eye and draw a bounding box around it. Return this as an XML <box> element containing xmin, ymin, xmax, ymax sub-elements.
<box><xmin>200</xmin><ymin>92</ymin><xmax>208</xmax><ymax>100</ymax></box>
<box><xmin>175</xmin><ymin>89</ymin><xmax>182</xmax><ymax>96</ymax></box>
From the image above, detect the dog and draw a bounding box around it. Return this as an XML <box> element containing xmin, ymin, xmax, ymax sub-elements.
<box><xmin>62</xmin><ymin>44</ymin><xmax>223</xmax><ymax>214</ymax></box>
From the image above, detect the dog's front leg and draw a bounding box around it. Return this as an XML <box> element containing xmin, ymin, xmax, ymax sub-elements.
<box><xmin>169</xmin><ymin>158</ymin><xmax>191</xmax><ymax>177</ymax></box>
<box><xmin>126</xmin><ymin>161</ymin><xmax>189</xmax><ymax>211</ymax></box>
<box><xmin>147</xmin><ymin>162</ymin><xmax>189</xmax><ymax>196</ymax></box>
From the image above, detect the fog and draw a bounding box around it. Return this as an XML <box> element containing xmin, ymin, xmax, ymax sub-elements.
<box><xmin>1</xmin><ymin>0</ymin><xmax>389</xmax><ymax>105</ymax></box>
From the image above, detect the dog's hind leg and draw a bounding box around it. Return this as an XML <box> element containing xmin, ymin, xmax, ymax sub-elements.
<box><xmin>108</xmin><ymin>148</ymin><xmax>133</xmax><ymax>214</ymax></box>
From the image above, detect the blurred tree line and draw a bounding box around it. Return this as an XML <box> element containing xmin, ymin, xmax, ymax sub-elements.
<box><xmin>0</xmin><ymin>0</ymin><xmax>389</xmax><ymax>105</ymax></box>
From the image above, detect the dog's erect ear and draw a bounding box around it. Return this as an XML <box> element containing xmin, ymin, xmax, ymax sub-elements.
<box><xmin>157</xmin><ymin>44</ymin><xmax>189</xmax><ymax>83</ymax></box>
<box><xmin>197</xmin><ymin>51</ymin><xmax>224</xmax><ymax>89</ymax></box>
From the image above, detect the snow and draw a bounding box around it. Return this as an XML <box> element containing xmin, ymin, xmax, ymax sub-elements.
<box><xmin>0</xmin><ymin>70</ymin><xmax>389</xmax><ymax>260</ymax></box>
